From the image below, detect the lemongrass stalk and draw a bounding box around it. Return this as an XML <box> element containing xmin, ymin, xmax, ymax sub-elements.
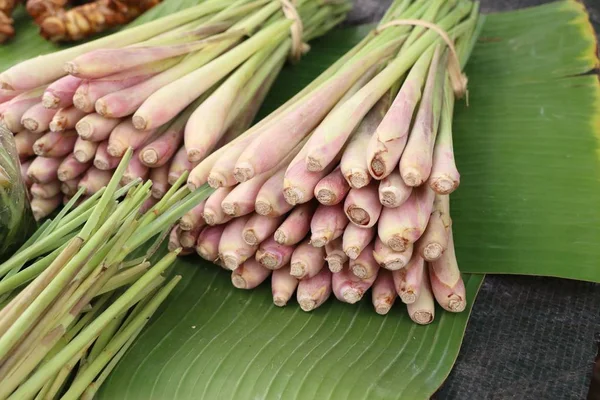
<box><xmin>310</xmin><ymin>203</ymin><xmax>348</xmax><ymax>248</ymax></box>
<box><xmin>107</xmin><ymin>120</ymin><xmax>158</xmax><ymax>158</ymax></box>
<box><xmin>64</xmin><ymin>294</ymin><xmax>113</xmax><ymax>343</ymax></box>
<box><xmin>417</xmin><ymin>194</ymin><xmax>451</xmax><ymax>261</ymax></box>
<box><xmin>372</xmin><ymin>269</ymin><xmax>396</xmax><ymax>315</ymax></box>
<box><xmin>303</xmin><ymin>3</ymin><xmax>472</xmax><ymax>172</ymax></box>
<box><xmin>28</xmin><ymin>156</ymin><xmax>63</xmax><ymax>183</ymax></box>
<box><xmin>58</xmin><ymin>153</ymin><xmax>91</xmax><ymax>182</ymax></box>
<box><xmin>196</xmin><ymin>224</ymin><xmax>225</xmax><ymax>262</ymax></box>
<box><xmin>407</xmin><ymin>265</ymin><xmax>434</xmax><ymax>325</ymax></box>
<box><xmin>393</xmin><ymin>252</ymin><xmax>425</xmax><ymax>304</ymax></box>
<box><xmin>49</xmin><ymin>106</ymin><xmax>87</xmax><ymax>132</ymax></box>
<box><xmin>168</xmin><ymin>146</ymin><xmax>196</xmax><ymax>185</ymax></box>
<box><xmin>33</xmin><ymin>130</ymin><xmax>77</xmax><ymax>157</ymax></box>
<box><xmin>21</xmin><ymin>102</ymin><xmax>58</xmax><ymax>133</ymax></box>
<box><xmin>31</xmin><ymin>181</ymin><xmax>61</xmax><ymax>199</ymax></box>
<box><xmin>42</xmin><ymin>75</ymin><xmax>81</xmax><ymax>109</ymax></box>
<box><xmin>168</xmin><ymin>226</ymin><xmax>184</xmax><ymax>252</ymax></box>
<box><xmin>76</xmin><ymin>114</ymin><xmax>121</xmax><ymax>141</ymax></box>
<box><xmin>14</xmin><ymin>130</ymin><xmax>44</xmax><ymax>159</ymax></box>
<box><xmin>373</xmin><ymin>236</ymin><xmax>413</xmax><ymax>271</ymax></box>
<box><xmin>96</xmin><ymin>262</ymin><xmax>151</xmax><ymax>296</ymax></box>
<box><xmin>344</xmin><ymin>181</ymin><xmax>382</xmax><ymax>228</ymax></box>
<box><xmin>379</xmin><ymin>169</ymin><xmax>412</xmax><ymax>208</ymax></box>
<box><xmin>61</xmin><ymin>178</ymin><xmax>80</xmax><ymax>196</ymax></box>
<box><xmin>272</xmin><ymin>265</ymin><xmax>298</xmax><ymax>307</ymax></box>
<box><xmin>342</xmin><ymin>223</ymin><xmax>375</xmax><ymax>261</ymax></box>
<box><xmin>340</xmin><ymin>91</ymin><xmax>390</xmax><ymax>188</ymax></box>
<box><xmin>296</xmin><ymin>266</ymin><xmax>332</xmax><ymax>312</ymax></box>
<box><xmin>231</xmin><ymin>258</ymin><xmax>271</xmax><ymax>289</ymax></box>
<box><xmin>366</xmin><ymin>48</ymin><xmax>435</xmax><ymax>179</ymax></box>
<box><xmin>0</xmin><ymin>87</ymin><xmax>45</xmax><ymax>132</ymax></box>
<box><xmin>180</xmin><ymin>200</ymin><xmax>206</xmax><ymax>231</ymax></box>
<box><xmin>43</xmin><ymin>345</ymin><xmax>88</xmax><ymax>400</ymax></box>
<box><xmin>0</xmin><ymin>88</ymin><xmax>20</xmax><ymax>103</ymax></box>
<box><xmin>399</xmin><ymin>47</ymin><xmax>446</xmax><ymax>186</ymax></box>
<box><xmin>378</xmin><ymin>184</ymin><xmax>435</xmax><ymax>252</ymax></box>
<box><xmin>325</xmin><ymin>237</ymin><xmax>347</xmax><ymax>273</ymax></box>
<box><xmin>122</xmin><ymin>149</ymin><xmax>149</xmax><ymax>185</ymax></box>
<box><xmin>180</xmin><ymin>225</ymin><xmax>203</xmax><ymax>249</ymax></box>
<box><xmin>332</xmin><ymin>263</ymin><xmax>376</xmax><ymax>304</ymax></box>
<box><xmin>203</xmin><ymin>186</ymin><xmax>233</xmax><ymax>225</ymax></box>
<box><xmin>429</xmin><ymin>230</ymin><xmax>466</xmax><ymax>312</ymax></box>
<box><xmin>148</xmin><ymin>166</ymin><xmax>169</xmax><ymax>200</ymax></box>
<box><xmin>254</xmin><ymin>168</ymin><xmax>293</xmax><ymax>217</ymax></box>
<box><xmin>62</xmin><ymin>275</ymin><xmax>181</xmax><ymax>400</ymax></box>
<box><xmin>290</xmin><ymin>238</ymin><xmax>325</xmax><ymax>279</ymax></box>
<box><xmin>185</xmin><ymin>40</ymin><xmax>288</xmax><ymax>162</ymax></box>
<box><xmin>86</xmin><ymin>312</ymin><xmax>128</xmax><ymax>365</ymax></box>
<box><xmin>0</xmin><ymin>0</ymin><xmax>236</xmax><ymax>90</ymax></box>
<box><xmin>274</xmin><ymin>202</ymin><xmax>316</xmax><ymax>246</ymax></box>
<box><xmin>314</xmin><ymin>166</ymin><xmax>350</xmax><ymax>206</ymax></box>
<box><xmin>78</xmin><ymin>167</ymin><xmax>112</xmax><ymax>195</ymax></box>
<box><xmin>30</xmin><ymin>195</ymin><xmax>61</xmax><ymax>220</ymax></box>
<box><xmin>10</xmin><ymin>251</ymin><xmax>181</xmax><ymax>400</ymax></box>
<box><xmin>93</xmin><ymin>141</ymin><xmax>119</xmax><ymax>171</ymax></box>
<box><xmin>242</xmin><ymin>213</ymin><xmax>285</xmax><ymax>246</ymax></box>
<box><xmin>233</xmin><ymin>39</ymin><xmax>403</xmax><ymax>182</ymax></box>
<box><xmin>73</xmin><ymin>137</ymin><xmax>99</xmax><ymax>163</ymax></box>
<box><xmin>255</xmin><ymin>237</ymin><xmax>293</xmax><ymax>270</ymax></box>
<box><xmin>428</xmin><ymin>79</ymin><xmax>459</xmax><ymax>194</ymax></box>
<box><xmin>222</xmin><ymin>166</ymin><xmax>283</xmax><ymax>217</ymax></box>
<box><xmin>132</xmin><ymin>8</ymin><xmax>290</xmax><ymax>130</ymax></box>
<box><xmin>139</xmin><ymin>196</ymin><xmax>160</xmax><ymax>215</ymax></box>
<box><xmin>349</xmin><ymin>241</ymin><xmax>379</xmax><ymax>279</ymax></box>
<box><xmin>140</xmin><ymin>116</ymin><xmax>187</xmax><ymax>168</ymax></box>
<box><xmin>218</xmin><ymin>214</ymin><xmax>257</xmax><ymax>270</ymax></box>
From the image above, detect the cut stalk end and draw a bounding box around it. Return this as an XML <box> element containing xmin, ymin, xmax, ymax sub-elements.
<box><xmin>347</xmin><ymin>206</ymin><xmax>370</xmax><ymax>226</ymax></box>
<box><xmin>221</xmin><ymin>202</ymin><xmax>238</xmax><ymax>217</ymax></box>
<box><xmin>74</xmin><ymin>150</ymin><xmax>87</xmax><ymax>163</ymax></box>
<box><xmin>411</xmin><ymin>311</ymin><xmax>434</xmax><ymax>325</ymax></box>
<box><xmin>342</xmin><ymin>288</ymin><xmax>361</xmax><ymax>304</ymax></box>
<box><xmin>42</xmin><ymin>93</ymin><xmax>60</xmax><ymax>109</ymax></box>
<box><xmin>387</xmin><ymin>236</ymin><xmax>408</xmax><ymax>252</ymax></box>
<box><xmin>222</xmin><ymin>254</ymin><xmax>240</xmax><ymax>271</ymax></box>
<box><xmin>141</xmin><ymin>149</ymin><xmax>159</xmax><ymax>166</ymax></box>
<box><xmin>348</xmin><ymin>171</ymin><xmax>369</xmax><ymax>189</ymax></box>
<box><xmin>232</xmin><ymin>274</ymin><xmax>246</xmax><ymax>289</ymax></box>
<box><xmin>233</xmin><ymin>164</ymin><xmax>253</xmax><ymax>183</ymax></box>
<box><xmin>132</xmin><ymin>115</ymin><xmax>147</xmax><ymax>131</ymax></box>
<box><xmin>350</xmin><ymin>264</ymin><xmax>368</xmax><ymax>279</ymax></box>
<box><xmin>344</xmin><ymin>247</ymin><xmax>359</xmax><ymax>260</ymax></box>
<box><xmin>23</xmin><ymin>119</ymin><xmax>39</xmax><ymax>132</ymax></box>
<box><xmin>273</xmin><ymin>296</ymin><xmax>288</xmax><ymax>307</ymax></box>
<box><xmin>316</xmin><ymin>189</ymin><xmax>336</xmax><ymax>205</ymax></box>
<box><xmin>74</xmin><ymin>93</ymin><xmax>92</xmax><ymax>113</ymax></box>
<box><xmin>255</xmin><ymin>201</ymin><xmax>272</xmax><ymax>216</ymax></box>
<box><xmin>402</xmin><ymin>168</ymin><xmax>423</xmax><ymax>187</ymax></box>
<box><xmin>298</xmin><ymin>298</ymin><xmax>316</xmax><ymax>312</ymax></box>
<box><xmin>242</xmin><ymin>230</ymin><xmax>258</xmax><ymax>246</ymax></box>
<box><xmin>283</xmin><ymin>187</ymin><xmax>303</xmax><ymax>205</ymax></box>
<box><xmin>423</xmin><ymin>243</ymin><xmax>443</xmax><ymax>261</ymax></box>
<box><xmin>257</xmin><ymin>252</ymin><xmax>278</xmax><ymax>269</ymax></box>
<box><xmin>290</xmin><ymin>262</ymin><xmax>306</xmax><ymax>278</ymax></box>
<box><xmin>326</xmin><ymin>256</ymin><xmax>344</xmax><ymax>273</ymax></box>
<box><xmin>64</xmin><ymin>61</ymin><xmax>78</xmax><ymax>75</ymax></box>
<box><xmin>273</xmin><ymin>229</ymin><xmax>286</xmax><ymax>244</ymax></box>
<box><xmin>400</xmin><ymin>291</ymin><xmax>417</xmax><ymax>304</ymax></box>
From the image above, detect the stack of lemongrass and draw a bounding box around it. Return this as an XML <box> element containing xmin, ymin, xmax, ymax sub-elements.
<box><xmin>0</xmin><ymin>149</ymin><xmax>214</xmax><ymax>399</ymax></box>
<box><xmin>173</xmin><ymin>0</ymin><xmax>483</xmax><ymax>325</ymax></box>
<box><xmin>0</xmin><ymin>0</ymin><xmax>350</xmax><ymax>220</ymax></box>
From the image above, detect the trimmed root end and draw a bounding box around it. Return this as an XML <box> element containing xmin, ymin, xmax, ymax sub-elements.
<box><xmin>106</xmin><ymin>144</ymin><xmax>124</xmax><ymax>158</ymax></box>
<box><xmin>283</xmin><ymin>187</ymin><xmax>303</xmax><ymax>206</ymax></box>
<box><xmin>75</xmin><ymin>121</ymin><xmax>93</xmax><ymax>139</ymax></box>
<box><xmin>387</xmin><ymin>236</ymin><xmax>408</xmax><ymax>252</ymax></box>
<box><xmin>49</xmin><ymin>119</ymin><xmax>64</xmax><ymax>132</ymax></box>
<box><xmin>132</xmin><ymin>115</ymin><xmax>147</xmax><ymax>130</ymax></box>
<box><xmin>187</xmin><ymin>148</ymin><xmax>203</xmax><ymax>163</ymax></box>
<box><xmin>316</xmin><ymin>189</ymin><xmax>336</xmax><ymax>205</ymax></box>
<box><xmin>350</xmin><ymin>264</ymin><xmax>368</xmax><ymax>279</ymax></box>
<box><xmin>345</xmin><ymin>247</ymin><xmax>359</xmax><ymax>260</ymax></box>
<box><xmin>255</xmin><ymin>201</ymin><xmax>272</xmax><ymax>216</ymax></box>
<box><xmin>400</xmin><ymin>291</ymin><xmax>417</xmax><ymax>304</ymax></box>
<box><xmin>23</xmin><ymin>119</ymin><xmax>39</xmax><ymax>132</ymax></box>
<box><xmin>221</xmin><ymin>202</ymin><xmax>238</xmax><ymax>217</ymax></box>
<box><xmin>232</xmin><ymin>274</ymin><xmax>246</xmax><ymax>289</ymax></box>
<box><xmin>402</xmin><ymin>169</ymin><xmax>423</xmax><ymax>187</ymax></box>
<box><xmin>423</xmin><ymin>243</ymin><xmax>443</xmax><ymax>261</ymax></box>
<box><xmin>203</xmin><ymin>211</ymin><xmax>216</xmax><ymax>226</ymax></box>
<box><xmin>431</xmin><ymin>177</ymin><xmax>457</xmax><ymax>195</ymax></box>
<box><xmin>446</xmin><ymin>295</ymin><xmax>466</xmax><ymax>312</ymax></box>
<box><xmin>74</xmin><ymin>150</ymin><xmax>87</xmax><ymax>163</ymax></box>
<box><xmin>233</xmin><ymin>164</ymin><xmax>253</xmax><ymax>183</ymax></box>
<box><xmin>151</xmin><ymin>187</ymin><xmax>165</xmax><ymax>199</ymax></box>
<box><xmin>298</xmin><ymin>298</ymin><xmax>316</xmax><ymax>312</ymax></box>
<box><xmin>310</xmin><ymin>235</ymin><xmax>328</xmax><ymax>248</ymax></box>
<box><xmin>375</xmin><ymin>302</ymin><xmax>392</xmax><ymax>315</ymax></box>
<box><xmin>290</xmin><ymin>262</ymin><xmax>306</xmax><ymax>278</ymax></box>
<box><xmin>94</xmin><ymin>160</ymin><xmax>109</xmax><ymax>170</ymax></box>
<box><xmin>274</xmin><ymin>229</ymin><xmax>286</xmax><ymax>244</ymax></box>
<box><xmin>179</xmin><ymin>218</ymin><xmax>193</xmax><ymax>231</ymax></box>
<box><xmin>347</xmin><ymin>206</ymin><xmax>370</xmax><ymax>226</ymax></box>
<box><xmin>32</xmin><ymin>143</ymin><xmax>44</xmax><ymax>156</ymax></box>
<box><xmin>94</xmin><ymin>99</ymin><xmax>108</xmax><ymax>116</ymax></box>
<box><xmin>306</xmin><ymin>156</ymin><xmax>322</xmax><ymax>172</ymax></box>
<box><xmin>380</xmin><ymin>190</ymin><xmax>397</xmax><ymax>208</ymax></box>
<box><xmin>411</xmin><ymin>311</ymin><xmax>434</xmax><ymax>325</ymax></box>
<box><xmin>57</xmin><ymin>170</ymin><xmax>69</xmax><ymax>182</ymax></box>
<box><xmin>383</xmin><ymin>260</ymin><xmax>404</xmax><ymax>271</ymax></box>
<box><xmin>64</xmin><ymin>62</ymin><xmax>77</xmax><ymax>75</ymax></box>
<box><xmin>180</xmin><ymin>235</ymin><xmax>195</xmax><ymax>249</ymax></box>
<box><xmin>42</xmin><ymin>93</ymin><xmax>59</xmax><ymax>109</ymax></box>
<box><xmin>74</xmin><ymin>94</ymin><xmax>92</xmax><ymax>113</ymax></box>
<box><xmin>369</xmin><ymin>157</ymin><xmax>386</xmax><ymax>178</ymax></box>
<box><xmin>342</xmin><ymin>288</ymin><xmax>362</xmax><ymax>304</ymax></box>
<box><xmin>326</xmin><ymin>257</ymin><xmax>343</xmax><ymax>273</ymax></box>
<box><xmin>222</xmin><ymin>254</ymin><xmax>240</xmax><ymax>271</ymax></box>
<box><xmin>242</xmin><ymin>230</ymin><xmax>258</xmax><ymax>246</ymax></box>
<box><xmin>167</xmin><ymin>173</ymin><xmax>180</xmax><ymax>185</ymax></box>
<box><xmin>349</xmin><ymin>172</ymin><xmax>369</xmax><ymax>189</ymax></box>
<box><xmin>257</xmin><ymin>252</ymin><xmax>278</xmax><ymax>269</ymax></box>
<box><xmin>273</xmin><ymin>296</ymin><xmax>288</xmax><ymax>307</ymax></box>
<box><xmin>207</xmin><ymin>173</ymin><xmax>224</xmax><ymax>189</ymax></box>
<box><xmin>187</xmin><ymin>182</ymin><xmax>198</xmax><ymax>192</ymax></box>
<box><xmin>141</xmin><ymin>149</ymin><xmax>159</xmax><ymax>165</ymax></box>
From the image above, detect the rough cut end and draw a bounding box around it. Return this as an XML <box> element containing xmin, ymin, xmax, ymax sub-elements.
<box><xmin>242</xmin><ymin>230</ymin><xmax>258</xmax><ymax>246</ymax></box>
<box><xmin>94</xmin><ymin>99</ymin><xmax>108</xmax><ymax>116</ymax></box>
<box><xmin>152</xmin><ymin>187</ymin><xmax>165</xmax><ymax>199</ymax></box>
<box><xmin>179</xmin><ymin>217</ymin><xmax>193</xmax><ymax>231</ymax></box>
<box><xmin>290</xmin><ymin>262</ymin><xmax>306</xmax><ymax>278</ymax></box>
<box><xmin>411</xmin><ymin>311</ymin><xmax>434</xmax><ymax>325</ymax></box>
<box><xmin>232</xmin><ymin>274</ymin><xmax>246</xmax><ymax>289</ymax></box>
<box><xmin>380</xmin><ymin>189</ymin><xmax>398</xmax><ymax>208</ymax></box>
<box><xmin>283</xmin><ymin>187</ymin><xmax>303</xmax><ymax>206</ymax></box>
<box><xmin>274</xmin><ymin>229</ymin><xmax>286</xmax><ymax>244</ymax></box>
<box><xmin>23</xmin><ymin>118</ymin><xmax>39</xmax><ymax>132</ymax></box>
<box><xmin>187</xmin><ymin>148</ymin><xmax>203</xmax><ymax>163</ymax></box>
<box><xmin>349</xmin><ymin>171</ymin><xmax>369</xmax><ymax>189</ymax></box>
<box><xmin>258</xmin><ymin>252</ymin><xmax>278</xmax><ymax>269</ymax></box>
<box><xmin>233</xmin><ymin>163</ymin><xmax>253</xmax><ymax>183</ymax></box>
<box><xmin>430</xmin><ymin>176</ymin><xmax>457</xmax><ymax>195</ymax></box>
<box><xmin>221</xmin><ymin>202</ymin><xmax>238</xmax><ymax>216</ymax></box>
<box><xmin>273</xmin><ymin>296</ymin><xmax>288</xmax><ymax>307</ymax></box>
<box><xmin>222</xmin><ymin>254</ymin><xmax>240</xmax><ymax>271</ymax></box>
<box><xmin>74</xmin><ymin>150</ymin><xmax>87</xmax><ymax>163</ymax></box>
<box><xmin>423</xmin><ymin>243</ymin><xmax>443</xmax><ymax>261</ymax></box>
<box><xmin>387</xmin><ymin>236</ymin><xmax>408</xmax><ymax>252</ymax></box>
<box><xmin>255</xmin><ymin>200</ymin><xmax>272</xmax><ymax>216</ymax></box>
<box><xmin>94</xmin><ymin>160</ymin><xmax>109</xmax><ymax>170</ymax></box>
<box><xmin>310</xmin><ymin>231</ymin><xmax>331</xmax><ymax>248</ymax></box>
<box><xmin>32</xmin><ymin>142</ymin><xmax>45</xmax><ymax>156</ymax></box>
<box><xmin>326</xmin><ymin>256</ymin><xmax>343</xmax><ymax>273</ymax></box>
<box><xmin>132</xmin><ymin>115</ymin><xmax>147</xmax><ymax>130</ymax></box>
<box><xmin>342</xmin><ymin>288</ymin><xmax>362</xmax><ymax>304</ymax></box>
<box><xmin>57</xmin><ymin>170</ymin><xmax>69</xmax><ymax>182</ymax></box>
<box><xmin>74</xmin><ymin>94</ymin><xmax>92</xmax><ymax>113</ymax></box>
<box><xmin>49</xmin><ymin>119</ymin><xmax>64</xmax><ymax>132</ymax></box>
<box><xmin>167</xmin><ymin>173</ymin><xmax>180</xmax><ymax>185</ymax></box>
<box><xmin>141</xmin><ymin>149</ymin><xmax>159</xmax><ymax>165</ymax></box>
<box><xmin>383</xmin><ymin>259</ymin><xmax>404</xmax><ymax>271</ymax></box>
<box><xmin>106</xmin><ymin>143</ymin><xmax>124</xmax><ymax>158</ymax></box>
<box><xmin>64</xmin><ymin>61</ymin><xmax>78</xmax><ymax>75</ymax></box>
<box><xmin>187</xmin><ymin>181</ymin><xmax>198</xmax><ymax>192</ymax></box>
<box><xmin>179</xmin><ymin>234</ymin><xmax>195</xmax><ymax>249</ymax></box>
<box><xmin>369</xmin><ymin>157</ymin><xmax>386</xmax><ymax>178</ymax></box>
<box><xmin>344</xmin><ymin>246</ymin><xmax>360</xmax><ymax>260</ymax></box>
<box><xmin>400</xmin><ymin>291</ymin><xmax>417</xmax><ymax>304</ymax></box>
<box><xmin>298</xmin><ymin>298</ymin><xmax>316</xmax><ymax>312</ymax></box>
<box><xmin>203</xmin><ymin>211</ymin><xmax>216</xmax><ymax>226</ymax></box>
<box><xmin>350</xmin><ymin>264</ymin><xmax>368</xmax><ymax>279</ymax></box>
<box><xmin>374</xmin><ymin>302</ymin><xmax>392</xmax><ymax>315</ymax></box>
<box><xmin>42</xmin><ymin>92</ymin><xmax>59</xmax><ymax>109</ymax></box>
<box><xmin>75</xmin><ymin>120</ymin><xmax>93</xmax><ymax>139</ymax></box>
<box><xmin>306</xmin><ymin>156</ymin><xmax>322</xmax><ymax>172</ymax></box>
<box><xmin>402</xmin><ymin>168</ymin><xmax>423</xmax><ymax>187</ymax></box>
<box><xmin>446</xmin><ymin>295</ymin><xmax>466</xmax><ymax>312</ymax></box>
<box><xmin>347</xmin><ymin>206</ymin><xmax>370</xmax><ymax>226</ymax></box>
<box><xmin>316</xmin><ymin>189</ymin><xmax>336</xmax><ymax>205</ymax></box>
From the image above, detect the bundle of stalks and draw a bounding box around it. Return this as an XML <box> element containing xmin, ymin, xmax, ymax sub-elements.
<box><xmin>176</xmin><ymin>0</ymin><xmax>483</xmax><ymax>325</ymax></box>
<box><xmin>1</xmin><ymin>0</ymin><xmax>351</xmax><ymax>220</ymax></box>
<box><xmin>0</xmin><ymin>149</ymin><xmax>216</xmax><ymax>398</ymax></box>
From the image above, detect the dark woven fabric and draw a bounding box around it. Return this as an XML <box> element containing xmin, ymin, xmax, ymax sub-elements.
<box><xmin>347</xmin><ymin>1</ymin><xmax>600</xmax><ymax>399</ymax></box>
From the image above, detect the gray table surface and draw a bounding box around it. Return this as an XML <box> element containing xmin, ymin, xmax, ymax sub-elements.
<box><xmin>346</xmin><ymin>1</ymin><xmax>600</xmax><ymax>399</ymax></box>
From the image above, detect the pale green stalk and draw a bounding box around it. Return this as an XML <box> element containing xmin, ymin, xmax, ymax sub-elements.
<box><xmin>9</xmin><ymin>251</ymin><xmax>181</xmax><ymax>400</ymax></box>
<box><xmin>96</xmin><ymin>262</ymin><xmax>151</xmax><ymax>296</ymax></box>
<box><xmin>63</xmin><ymin>276</ymin><xmax>182</xmax><ymax>400</ymax></box>
<box><xmin>86</xmin><ymin>312</ymin><xmax>128</xmax><ymax>364</ymax></box>
<box><xmin>43</xmin><ymin>345</ymin><xmax>89</xmax><ymax>400</ymax></box>
<box><xmin>64</xmin><ymin>293</ymin><xmax>113</xmax><ymax>343</ymax></box>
